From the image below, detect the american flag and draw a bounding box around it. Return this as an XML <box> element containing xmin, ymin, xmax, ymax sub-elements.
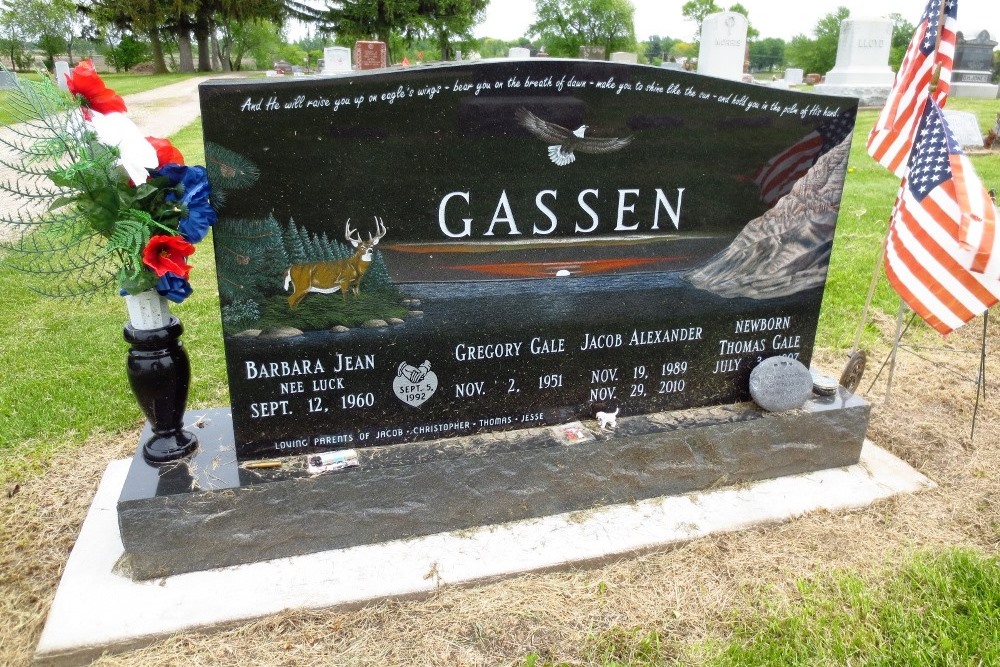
<box><xmin>884</xmin><ymin>98</ymin><xmax>1000</xmax><ymax>335</ymax></box>
<box><xmin>866</xmin><ymin>0</ymin><xmax>957</xmax><ymax>177</ymax></box>
<box><xmin>753</xmin><ymin>110</ymin><xmax>856</xmax><ymax>206</ymax></box>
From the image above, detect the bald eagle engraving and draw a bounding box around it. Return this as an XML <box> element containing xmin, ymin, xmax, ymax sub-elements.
<box><xmin>515</xmin><ymin>107</ymin><xmax>633</xmax><ymax>166</ymax></box>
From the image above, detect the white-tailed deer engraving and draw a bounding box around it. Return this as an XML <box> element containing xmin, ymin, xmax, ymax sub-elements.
<box><xmin>284</xmin><ymin>217</ymin><xmax>387</xmax><ymax>309</ymax></box>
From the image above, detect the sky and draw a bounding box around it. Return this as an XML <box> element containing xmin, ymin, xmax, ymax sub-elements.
<box><xmin>473</xmin><ymin>0</ymin><xmax>998</xmax><ymax>45</ymax></box>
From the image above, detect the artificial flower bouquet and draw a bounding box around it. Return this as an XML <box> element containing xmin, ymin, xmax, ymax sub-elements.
<box><xmin>0</xmin><ymin>61</ymin><xmax>216</xmax><ymax>304</ymax></box>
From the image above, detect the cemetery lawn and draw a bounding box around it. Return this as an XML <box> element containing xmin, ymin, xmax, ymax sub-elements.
<box><xmin>2</xmin><ymin>103</ymin><xmax>1000</xmax><ymax>666</ymax></box>
<box><xmin>0</xmin><ymin>72</ymin><xmax>204</xmax><ymax>127</ymax></box>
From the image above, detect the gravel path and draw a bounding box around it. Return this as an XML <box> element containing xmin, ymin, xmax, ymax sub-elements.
<box><xmin>0</xmin><ymin>73</ymin><xmax>245</xmax><ymax>243</ymax></box>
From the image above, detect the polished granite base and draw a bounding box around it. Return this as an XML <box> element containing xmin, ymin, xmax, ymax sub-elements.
<box><xmin>117</xmin><ymin>392</ymin><xmax>869</xmax><ymax>581</ymax></box>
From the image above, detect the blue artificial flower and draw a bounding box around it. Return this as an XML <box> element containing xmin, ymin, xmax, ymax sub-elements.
<box><xmin>154</xmin><ymin>163</ymin><xmax>187</xmax><ymax>186</ymax></box>
<box><xmin>154</xmin><ymin>164</ymin><xmax>217</xmax><ymax>244</ymax></box>
<box><xmin>155</xmin><ymin>272</ymin><xmax>193</xmax><ymax>303</ymax></box>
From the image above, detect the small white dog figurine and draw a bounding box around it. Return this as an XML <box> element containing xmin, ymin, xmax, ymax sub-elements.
<box><xmin>595</xmin><ymin>408</ymin><xmax>619</xmax><ymax>430</ymax></box>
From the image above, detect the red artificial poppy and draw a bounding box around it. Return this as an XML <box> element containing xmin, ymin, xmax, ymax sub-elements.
<box><xmin>146</xmin><ymin>137</ymin><xmax>185</xmax><ymax>168</ymax></box>
<box><xmin>65</xmin><ymin>60</ymin><xmax>127</xmax><ymax>115</ymax></box>
<box><xmin>142</xmin><ymin>235</ymin><xmax>195</xmax><ymax>279</ymax></box>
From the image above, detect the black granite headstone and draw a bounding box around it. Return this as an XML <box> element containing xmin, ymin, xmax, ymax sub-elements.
<box><xmin>199</xmin><ymin>60</ymin><xmax>857</xmax><ymax>461</ymax></box>
<box><xmin>955</xmin><ymin>30</ymin><xmax>997</xmax><ymax>74</ymax></box>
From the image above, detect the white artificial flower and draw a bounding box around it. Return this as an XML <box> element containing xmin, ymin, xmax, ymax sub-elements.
<box><xmin>86</xmin><ymin>110</ymin><xmax>158</xmax><ymax>184</ymax></box>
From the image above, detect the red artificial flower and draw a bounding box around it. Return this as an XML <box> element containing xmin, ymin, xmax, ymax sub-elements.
<box><xmin>65</xmin><ymin>60</ymin><xmax>127</xmax><ymax>115</ymax></box>
<box><xmin>146</xmin><ymin>137</ymin><xmax>185</xmax><ymax>168</ymax></box>
<box><xmin>142</xmin><ymin>235</ymin><xmax>195</xmax><ymax>279</ymax></box>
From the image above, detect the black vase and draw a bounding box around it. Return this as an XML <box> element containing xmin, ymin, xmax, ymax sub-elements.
<box><xmin>124</xmin><ymin>316</ymin><xmax>199</xmax><ymax>464</ymax></box>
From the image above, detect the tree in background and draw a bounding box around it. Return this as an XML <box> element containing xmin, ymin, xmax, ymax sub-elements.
<box><xmin>726</xmin><ymin>3</ymin><xmax>758</xmax><ymax>40</ymax></box>
<box><xmin>3</xmin><ymin>0</ymin><xmax>78</xmax><ymax>70</ymax></box>
<box><xmin>89</xmin><ymin>0</ymin><xmax>183</xmax><ymax>74</ymax></box>
<box><xmin>0</xmin><ymin>7</ymin><xmax>32</xmax><ymax>70</ymax></box>
<box><xmin>215</xmin><ymin>17</ymin><xmax>280</xmax><ymax>70</ymax></box>
<box><xmin>784</xmin><ymin>6</ymin><xmax>848</xmax><ymax>74</ymax></box>
<box><xmin>417</xmin><ymin>0</ymin><xmax>488</xmax><ymax>61</ymax></box>
<box><xmin>319</xmin><ymin>0</ymin><xmax>417</xmax><ymax>62</ymax></box>
<box><xmin>887</xmin><ymin>12</ymin><xmax>915</xmax><ymax>71</ymax></box>
<box><xmin>748</xmin><ymin>36</ymin><xmax>784</xmax><ymax>71</ymax></box>
<box><xmin>680</xmin><ymin>0</ymin><xmax>720</xmax><ymax>42</ymax></box>
<box><xmin>644</xmin><ymin>34</ymin><xmax>662</xmax><ymax>62</ymax></box>
<box><xmin>103</xmin><ymin>30</ymin><xmax>151</xmax><ymax>71</ymax></box>
<box><xmin>319</xmin><ymin>0</ymin><xmax>486</xmax><ymax>63</ymax></box>
<box><xmin>641</xmin><ymin>34</ymin><xmax>680</xmax><ymax>65</ymax></box>
<box><xmin>529</xmin><ymin>0</ymin><xmax>635</xmax><ymax>59</ymax></box>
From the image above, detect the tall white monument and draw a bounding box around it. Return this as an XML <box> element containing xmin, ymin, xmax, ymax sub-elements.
<box><xmin>814</xmin><ymin>18</ymin><xmax>895</xmax><ymax>105</ymax></box>
<box><xmin>697</xmin><ymin>12</ymin><xmax>749</xmax><ymax>81</ymax></box>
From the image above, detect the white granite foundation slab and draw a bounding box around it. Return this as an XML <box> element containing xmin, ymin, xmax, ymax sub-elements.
<box><xmin>35</xmin><ymin>440</ymin><xmax>932</xmax><ymax>666</ymax></box>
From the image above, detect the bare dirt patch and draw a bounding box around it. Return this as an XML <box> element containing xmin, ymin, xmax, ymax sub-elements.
<box><xmin>2</xmin><ymin>319</ymin><xmax>998</xmax><ymax>666</ymax></box>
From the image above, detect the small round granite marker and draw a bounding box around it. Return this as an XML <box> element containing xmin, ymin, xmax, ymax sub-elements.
<box><xmin>749</xmin><ymin>356</ymin><xmax>814</xmax><ymax>412</ymax></box>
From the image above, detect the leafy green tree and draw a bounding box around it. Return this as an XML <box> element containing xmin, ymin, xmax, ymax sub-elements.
<box><xmin>0</xmin><ymin>8</ymin><xmax>32</xmax><ymax>70</ymax></box>
<box><xmin>418</xmin><ymin>0</ymin><xmax>488</xmax><ymax>61</ymax></box>
<box><xmin>89</xmin><ymin>0</ymin><xmax>179</xmax><ymax>74</ymax></box>
<box><xmin>784</xmin><ymin>6</ymin><xmax>848</xmax><ymax>74</ymax></box>
<box><xmin>103</xmin><ymin>32</ymin><xmax>151</xmax><ymax>71</ymax></box>
<box><xmin>681</xmin><ymin>0</ymin><xmax>720</xmax><ymax>41</ymax></box>
<box><xmin>748</xmin><ymin>36</ymin><xmax>784</xmax><ymax>71</ymax></box>
<box><xmin>644</xmin><ymin>34</ymin><xmax>662</xmax><ymax>62</ymax></box>
<box><xmin>529</xmin><ymin>0</ymin><xmax>636</xmax><ymax>59</ymax></box>
<box><xmin>5</xmin><ymin>0</ymin><xmax>77</xmax><ymax>70</ymax></box>
<box><xmin>319</xmin><ymin>0</ymin><xmax>485</xmax><ymax>63</ymax></box>
<box><xmin>216</xmin><ymin>17</ymin><xmax>280</xmax><ymax>70</ymax></box>
<box><xmin>888</xmin><ymin>12</ymin><xmax>915</xmax><ymax>70</ymax></box>
<box><xmin>726</xmin><ymin>3</ymin><xmax>758</xmax><ymax>40</ymax></box>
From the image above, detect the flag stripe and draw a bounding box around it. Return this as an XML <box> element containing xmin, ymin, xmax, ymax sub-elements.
<box><xmin>866</xmin><ymin>0</ymin><xmax>957</xmax><ymax>176</ymax></box>
<box><xmin>880</xmin><ymin>94</ymin><xmax>1000</xmax><ymax>335</ymax></box>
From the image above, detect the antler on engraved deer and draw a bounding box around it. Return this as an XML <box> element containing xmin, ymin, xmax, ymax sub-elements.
<box><xmin>284</xmin><ymin>217</ymin><xmax>387</xmax><ymax>309</ymax></box>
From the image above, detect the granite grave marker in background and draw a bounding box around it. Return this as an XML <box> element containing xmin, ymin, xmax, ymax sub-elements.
<box><xmin>952</xmin><ymin>30</ymin><xmax>999</xmax><ymax>99</ymax></box>
<box><xmin>353</xmin><ymin>41</ymin><xmax>387</xmax><ymax>70</ymax></box>
<box><xmin>322</xmin><ymin>46</ymin><xmax>352</xmax><ymax>74</ymax></box>
<box><xmin>697</xmin><ymin>12</ymin><xmax>749</xmax><ymax>81</ymax></box>
<box><xmin>814</xmin><ymin>18</ymin><xmax>895</xmax><ymax>105</ymax></box>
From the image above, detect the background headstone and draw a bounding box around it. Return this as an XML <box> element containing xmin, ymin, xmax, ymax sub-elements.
<box><xmin>508</xmin><ymin>47</ymin><xmax>531</xmax><ymax>59</ymax></box>
<box><xmin>951</xmin><ymin>30</ymin><xmax>999</xmax><ymax>99</ymax></box>
<box><xmin>609</xmin><ymin>51</ymin><xmax>638</xmax><ymax>64</ymax></box>
<box><xmin>697</xmin><ymin>12</ymin><xmax>749</xmax><ymax>81</ymax></box>
<box><xmin>942</xmin><ymin>110</ymin><xmax>986</xmax><ymax>148</ymax></box>
<box><xmin>354</xmin><ymin>41</ymin><xmax>387</xmax><ymax>70</ymax></box>
<box><xmin>661</xmin><ymin>61</ymin><xmax>683</xmax><ymax>71</ymax></box>
<box><xmin>53</xmin><ymin>61</ymin><xmax>71</xmax><ymax>91</ymax></box>
<box><xmin>579</xmin><ymin>46</ymin><xmax>606</xmax><ymax>60</ymax></box>
<box><xmin>784</xmin><ymin>68</ymin><xmax>804</xmax><ymax>85</ymax></box>
<box><xmin>814</xmin><ymin>18</ymin><xmax>895</xmax><ymax>106</ymax></box>
<box><xmin>322</xmin><ymin>46</ymin><xmax>352</xmax><ymax>74</ymax></box>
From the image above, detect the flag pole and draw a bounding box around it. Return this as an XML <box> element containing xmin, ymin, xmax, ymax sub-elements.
<box><xmin>970</xmin><ymin>310</ymin><xmax>988</xmax><ymax>442</ymax></box>
<box><xmin>928</xmin><ymin>0</ymin><xmax>949</xmax><ymax>94</ymax></box>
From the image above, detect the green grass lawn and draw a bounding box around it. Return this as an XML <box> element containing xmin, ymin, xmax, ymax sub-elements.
<box><xmin>0</xmin><ymin>71</ymin><xmax>206</xmax><ymax>126</ymax></box>
<box><xmin>521</xmin><ymin>548</ymin><xmax>1000</xmax><ymax>666</ymax></box>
